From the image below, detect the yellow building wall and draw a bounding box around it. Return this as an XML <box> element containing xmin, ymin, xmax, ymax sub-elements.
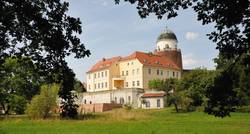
<box><xmin>142</xmin><ymin>66</ymin><xmax>181</xmax><ymax>89</ymax></box>
<box><xmin>86</xmin><ymin>69</ymin><xmax>110</xmax><ymax>92</ymax></box>
<box><xmin>87</xmin><ymin>58</ymin><xmax>182</xmax><ymax>91</ymax></box>
<box><xmin>118</xmin><ymin>59</ymin><xmax>143</xmax><ymax>89</ymax></box>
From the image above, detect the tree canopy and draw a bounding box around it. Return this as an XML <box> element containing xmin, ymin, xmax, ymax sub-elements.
<box><xmin>116</xmin><ymin>0</ymin><xmax>250</xmax><ymax>117</ymax></box>
<box><xmin>0</xmin><ymin>0</ymin><xmax>90</xmax><ymax>118</ymax></box>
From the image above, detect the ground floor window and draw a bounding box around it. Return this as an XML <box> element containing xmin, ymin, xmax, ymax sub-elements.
<box><xmin>120</xmin><ymin>97</ymin><xmax>124</xmax><ymax>104</ymax></box>
<box><xmin>146</xmin><ymin>101</ymin><xmax>150</xmax><ymax>108</ymax></box>
<box><xmin>157</xmin><ymin>99</ymin><xmax>160</xmax><ymax>107</ymax></box>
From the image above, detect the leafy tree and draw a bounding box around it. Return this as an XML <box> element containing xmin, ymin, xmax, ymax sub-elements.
<box><xmin>179</xmin><ymin>68</ymin><xmax>215</xmax><ymax>107</ymax></box>
<box><xmin>115</xmin><ymin>0</ymin><xmax>250</xmax><ymax>117</ymax></box>
<box><xmin>26</xmin><ymin>84</ymin><xmax>59</xmax><ymax>119</ymax></box>
<box><xmin>0</xmin><ymin>57</ymin><xmax>42</xmax><ymax>114</ymax></box>
<box><xmin>74</xmin><ymin>79</ymin><xmax>86</xmax><ymax>93</ymax></box>
<box><xmin>0</xmin><ymin>0</ymin><xmax>90</xmax><ymax>118</ymax></box>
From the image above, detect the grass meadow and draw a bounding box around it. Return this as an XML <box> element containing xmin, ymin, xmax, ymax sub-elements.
<box><xmin>0</xmin><ymin>108</ymin><xmax>250</xmax><ymax>134</ymax></box>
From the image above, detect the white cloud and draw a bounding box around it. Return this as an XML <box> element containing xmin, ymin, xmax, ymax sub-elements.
<box><xmin>186</xmin><ymin>32</ymin><xmax>199</xmax><ymax>40</ymax></box>
<box><xmin>91</xmin><ymin>0</ymin><xmax>110</xmax><ymax>6</ymax></box>
<box><xmin>183</xmin><ymin>53</ymin><xmax>198</xmax><ymax>68</ymax></box>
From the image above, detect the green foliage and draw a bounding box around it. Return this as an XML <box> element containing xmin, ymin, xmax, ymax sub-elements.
<box><xmin>74</xmin><ymin>79</ymin><xmax>86</xmax><ymax>93</ymax></box>
<box><xmin>123</xmin><ymin>104</ymin><xmax>132</xmax><ymax>111</ymax></box>
<box><xmin>26</xmin><ymin>84</ymin><xmax>59</xmax><ymax>119</ymax></box>
<box><xmin>0</xmin><ymin>0</ymin><xmax>90</xmax><ymax>118</ymax></box>
<box><xmin>116</xmin><ymin>0</ymin><xmax>250</xmax><ymax>117</ymax></box>
<box><xmin>180</xmin><ymin>68</ymin><xmax>216</xmax><ymax>107</ymax></box>
<box><xmin>0</xmin><ymin>57</ymin><xmax>42</xmax><ymax>114</ymax></box>
<box><xmin>8</xmin><ymin>95</ymin><xmax>27</xmax><ymax>114</ymax></box>
<box><xmin>148</xmin><ymin>78</ymin><xmax>177</xmax><ymax>93</ymax></box>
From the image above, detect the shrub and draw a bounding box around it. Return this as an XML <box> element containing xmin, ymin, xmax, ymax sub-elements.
<box><xmin>26</xmin><ymin>84</ymin><xmax>59</xmax><ymax>119</ymax></box>
<box><xmin>123</xmin><ymin>104</ymin><xmax>132</xmax><ymax>110</ymax></box>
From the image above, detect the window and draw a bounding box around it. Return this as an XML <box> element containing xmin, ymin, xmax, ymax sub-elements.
<box><xmin>105</xmin><ymin>82</ymin><xmax>108</xmax><ymax>88</ymax></box>
<box><xmin>101</xmin><ymin>83</ymin><xmax>104</xmax><ymax>88</ymax></box>
<box><xmin>146</xmin><ymin>101</ymin><xmax>150</xmax><ymax>108</ymax></box>
<box><xmin>127</xmin><ymin>62</ymin><xmax>129</xmax><ymax>66</ymax></box>
<box><xmin>122</xmin><ymin>71</ymin><xmax>124</xmax><ymax>76</ymax></box>
<box><xmin>98</xmin><ymin>83</ymin><xmax>100</xmax><ymax>88</ymax></box>
<box><xmin>173</xmin><ymin>72</ymin><xmax>175</xmax><ymax>77</ymax></box>
<box><xmin>94</xmin><ymin>73</ymin><xmax>96</xmax><ymax>78</ymax></box>
<box><xmin>137</xmin><ymin>81</ymin><xmax>140</xmax><ymax>86</ymax></box>
<box><xmin>148</xmin><ymin>68</ymin><xmax>151</xmax><ymax>74</ymax></box>
<box><xmin>84</xmin><ymin>99</ymin><xmax>86</xmax><ymax>104</ymax></box>
<box><xmin>88</xmin><ymin>74</ymin><xmax>91</xmax><ymax>79</ymax></box>
<box><xmin>105</xmin><ymin>71</ymin><xmax>107</xmax><ymax>77</ymax></box>
<box><xmin>132</xmin><ymin>69</ymin><xmax>135</xmax><ymax>75</ymax></box>
<box><xmin>120</xmin><ymin>98</ymin><xmax>124</xmax><ymax>104</ymax></box>
<box><xmin>157</xmin><ymin>99</ymin><xmax>161</xmax><ymax>107</ymax></box>
<box><xmin>88</xmin><ymin>85</ymin><xmax>91</xmax><ymax>90</ymax></box>
<box><xmin>176</xmin><ymin>72</ymin><xmax>178</xmax><ymax>78</ymax></box>
<box><xmin>98</xmin><ymin>72</ymin><xmax>100</xmax><ymax>78</ymax></box>
<box><xmin>114</xmin><ymin>97</ymin><xmax>117</xmax><ymax>103</ymax></box>
<box><xmin>161</xmin><ymin>70</ymin><xmax>163</xmax><ymax>75</ymax></box>
<box><xmin>128</xmin><ymin>96</ymin><xmax>131</xmax><ymax>103</ymax></box>
<box><xmin>126</xmin><ymin>70</ymin><xmax>128</xmax><ymax>76</ymax></box>
<box><xmin>131</xmin><ymin>62</ymin><xmax>133</xmax><ymax>65</ymax></box>
<box><xmin>132</xmin><ymin>81</ymin><xmax>135</xmax><ymax>87</ymax></box>
<box><xmin>90</xmin><ymin>101</ymin><xmax>92</xmax><ymax>104</ymax></box>
<box><xmin>157</xmin><ymin>69</ymin><xmax>159</xmax><ymax>75</ymax></box>
<box><xmin>137</xmin><ymin>68</ymin><xmax>139</xmax><ymax>74</ymax></box>
<box><xmin>125</xmin><ymin>82</ymin><xmax>129</xmax><ymax>87</ymax></box>
<box><xmin>101</xmin><ymin>72</ymin><xmax>104</xmax><ymax>77</ymax></box>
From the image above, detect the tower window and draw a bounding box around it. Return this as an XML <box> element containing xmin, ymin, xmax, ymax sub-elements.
<box><xmin>157</xmin><ymin>69</ymin><xmax>159</xmax><ymax>75</ymax></box>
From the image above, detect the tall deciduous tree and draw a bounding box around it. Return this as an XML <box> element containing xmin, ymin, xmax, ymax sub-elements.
<box><xmin>116</xmin><ymin>0</ymin><xmax>250</xmax><ymax>117</ymax></box>
<box><xmin>0</xmin><ymin>0</ymin><xmax>90</xmax><ymax>118</ymax></box>
<box><xmin>0</xmin><ymin>57</ymin><xmax>41</xmax><ymax>114</ymax></box>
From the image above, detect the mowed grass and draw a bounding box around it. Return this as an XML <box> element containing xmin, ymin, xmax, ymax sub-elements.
<box><xmin>0</xmin><ymin>108</ymin><xmax>250</xmax><ymax>134</ymax></box>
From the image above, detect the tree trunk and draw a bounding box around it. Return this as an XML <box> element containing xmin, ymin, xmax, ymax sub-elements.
<box><xmin>174</xmin><ymin>101</ymin><xmax>179</xmax><ymax>113</ymax></box>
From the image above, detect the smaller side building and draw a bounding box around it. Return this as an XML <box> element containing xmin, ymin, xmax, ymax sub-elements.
<box><xmin>77</xmin><ymin>89</ymin><xmax>165</xmax><ymax>112</ymax></box>
<box><xmin>141</xmin><ymin>92</ymin><xmax>165</xmax><ymax>109</ymax></box>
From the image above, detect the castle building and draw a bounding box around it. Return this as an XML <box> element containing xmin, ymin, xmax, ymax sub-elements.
<box><xmin>86</xmin><ymin>27</ymin><xmax>182</xmax><ymax>92</ymax></box>
<box><xmin>79</xmin><ymin>27</ymin><xmax>183</xmax><ymax>112</ymax></box>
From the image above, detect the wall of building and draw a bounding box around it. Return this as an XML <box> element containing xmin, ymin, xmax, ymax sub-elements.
<box><xmin>141</xmin><ymin>97</ymin><xmax>164</xmax><ymax>109</ymax></box>
<box><xmin>118</xmin><ymin>59</ymin><xmax>143</xmax><ymax>89</ymax></box>
<box><xmin>156</xmin><ymin>39</ymin><xmax>177</xmax><ymax>50</ymax></box>
<box><xmin>78</xmin><ymin>88</ymin><xmax>144</xmax><ymax>108</ymax></box>
<box><xmin>86</xmin><ymin>69</ymin><xmax>110</xmax><ymax>92</ymax></box>
<box><xmin>142</xmin><ymin>66</ymin><xmax>181</xmax><ymax>89</ymax></box>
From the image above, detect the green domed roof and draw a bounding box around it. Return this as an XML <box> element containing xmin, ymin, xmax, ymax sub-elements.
<box><xmin>157</xmin><ymin>27</ymin><xmax>177</xmax><ymax>41</ymax></box>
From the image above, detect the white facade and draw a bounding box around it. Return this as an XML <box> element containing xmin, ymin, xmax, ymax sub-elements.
<box><xmin>156</xmin><ymin>39</ymin><xmax>177</xmax><ymax>51</ymax></box>
<box><xmin>78</xmin><ymin>89</ymin><xmax>165</xmax><ymax>109</ymax></box>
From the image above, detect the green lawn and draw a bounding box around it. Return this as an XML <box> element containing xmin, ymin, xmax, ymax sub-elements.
<box><xmin>0</xmin><ymin>108</ymin><xmax>250</xmax><ymax>134</ymax></box>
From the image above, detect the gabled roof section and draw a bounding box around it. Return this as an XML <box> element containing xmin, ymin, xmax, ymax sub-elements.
<box><xmin>122</xmin><ymin>51</ymin><xmax>180</xmax><ymax>70</ymax></box>
<box><xmin>142</xmin><ymin>93</ymin><xmax>166</xmax><ymax>98</ymax></box>
<box><xmin>87</xmin><ymin>56</ymin><xmax>122</xmax><ymax>73</ymax></box>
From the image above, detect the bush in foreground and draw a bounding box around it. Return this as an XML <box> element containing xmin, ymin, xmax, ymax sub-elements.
<box><xmin>26</xmin><ymin>84</ymin><xmax>59</xmax><ymax>119</ymax></box>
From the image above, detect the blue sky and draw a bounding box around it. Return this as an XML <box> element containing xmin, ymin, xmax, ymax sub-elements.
<box><xmin>65</xmin><ymin>0</ymin><xmax>218</xmax><ymax>82</ymax></box>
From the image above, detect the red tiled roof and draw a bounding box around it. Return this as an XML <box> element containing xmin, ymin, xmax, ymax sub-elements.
<box><xmin>87</xmin><ymin>56</ymin><xmax>122</xmax><ymax>73</ymax></box>
<box><xmin>122</xmin><ymin>51</ymin><xmax>180</xmax><ymax>70</ymax></box>
<box><xmin>87</xmin><ymin>51</ymin><xmax>180</xmax><ymax>73</ymax></box>
<box><xmin>142</xmin><ymin>93</ymin><xmax>165</xmax><ymax>98</ymax></box>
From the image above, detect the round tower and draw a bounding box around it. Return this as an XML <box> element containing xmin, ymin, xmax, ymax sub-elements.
<box><xmin>154</xmin><ymin>27</ymin><xmax>183</xmax><ymax>70</ymax></box>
